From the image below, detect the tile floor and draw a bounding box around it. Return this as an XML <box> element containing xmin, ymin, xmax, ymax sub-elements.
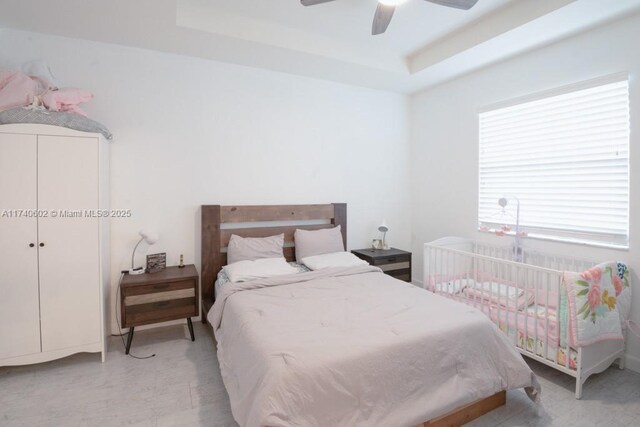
<box><xmin>1</xmin><ymin>323</ymin><xmax>639</xmax><ymax>426</ymax></box>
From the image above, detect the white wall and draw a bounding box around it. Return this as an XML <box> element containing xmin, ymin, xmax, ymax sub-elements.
<box><xmin>0</xmin><ymin>30</ymin><xmax>411</xmax><ymax>333</ymax></box>
<box><xmin>410</xmin><ymin>12</ymin><xmax>640</xmax><ymax>370</ymax></box>
<box><xmin>4</xmin><ymin>12</ymin><xmax>639</xmax><ymax>369</ymax></box>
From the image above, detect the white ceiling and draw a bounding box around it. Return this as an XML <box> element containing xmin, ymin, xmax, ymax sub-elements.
<box><xmin>1</xmin><ymin>0</ymin><xmax>640</xmax><ymax>93</ymax></box>
<box><xmin>178</xmin><ymin>0</ymin><xmax>512</xmax><ymax>57</ymax></box>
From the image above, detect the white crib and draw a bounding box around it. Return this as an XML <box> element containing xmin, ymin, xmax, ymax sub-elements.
<box><xmin>423</xmin><ymin>237</ymin><xmax>626</xmax><ymax>399</ymax></box>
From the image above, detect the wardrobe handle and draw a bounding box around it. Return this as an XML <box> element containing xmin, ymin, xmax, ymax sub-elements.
<box><xmin>39</xmin><ymin>243</ymin><xmax>45</xmax><ymax>247</ymax></box>
<box><xmin>29</xmin><ymin>243</ymin><xmax>35</xmax><ymax>248</ymax></box>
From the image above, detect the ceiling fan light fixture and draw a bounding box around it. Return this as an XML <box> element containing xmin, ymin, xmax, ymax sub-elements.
<box><xmin>302</xmin><ymin>0</ymin><xmax>478</xmax><ymax>36</ymax></box>
<box><xmin>378</xmin><ymin>0</ymin><xmax>409</xmax><ymax>6</ymax></box>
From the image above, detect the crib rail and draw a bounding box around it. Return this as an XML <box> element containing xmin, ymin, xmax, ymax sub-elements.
<box><xmin>474</xmin><ymin>241</ymin><xmax>594</xmax><ymax>272</ymax></box>
<box><xmin>424</xmin><ymin>240</ymin><xmax>577</xmax><ymax>374</ymax></box>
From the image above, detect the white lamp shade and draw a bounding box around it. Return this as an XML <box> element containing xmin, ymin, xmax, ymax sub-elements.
<box><xmin>378</xmin><ymin>221</ymin><xmax>389</xmax><ymax>233</ymax></box>
<box><xmin>139</xmin><ymin>230</ymin><xmax>159</xmax><ymax>245</ymax></box>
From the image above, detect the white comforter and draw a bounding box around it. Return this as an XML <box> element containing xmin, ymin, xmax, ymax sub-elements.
<box><xmin>209</xmin><ymin>265</ymin><xmax>539</xmax><ymax>427</ymax></box>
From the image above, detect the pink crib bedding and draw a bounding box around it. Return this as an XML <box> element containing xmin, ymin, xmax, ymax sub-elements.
<box><xmin>429</xmin><ymin>273</ymin><xmax>558</xmax><ymax>310</ymax></box>
<box><xmin>428</xmin><ymin>274</ymin><xmax>576</xmax><ymax>368</ymax></box>
<box><xmin>489</xmin><ymin>305</ymin><xmax>559</xmax><ymax>348</ymax></box>
<box><xmin>442</xmin><ymin>293</ymin><xmax>560</xmax><ymax>347</ymax></box>
<box><xmin>455</xmin><ymin>296</ymin><xmax>577</xmax><ymax>369</ymax></box>
<box><xmin>429</xmin><ymin>286</ymin><xmax>558</xmax><ymax>341</ymax></box>
<box><xmin>462</xmin><ymin>286</ymin><xmax>534</xmax><ymax>311</ymax></box>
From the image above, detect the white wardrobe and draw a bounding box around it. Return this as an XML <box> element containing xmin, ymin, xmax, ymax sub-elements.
<box><xmin>0</xmin><ymin>124</ymin><xmax>109</xmax><ymax>366</ymax></box>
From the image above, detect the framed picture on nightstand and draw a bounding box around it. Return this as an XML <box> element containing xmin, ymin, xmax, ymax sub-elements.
<box><xmin>146</xmin><ymin>252</ymin><xmax>166</xmax><ymax>273</ymax></box>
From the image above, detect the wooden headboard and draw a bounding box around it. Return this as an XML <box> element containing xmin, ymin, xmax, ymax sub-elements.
<box><xmin>200</xmin><ymin>203</ymin><xmax>346</xmax><ymax>320</ymax></box>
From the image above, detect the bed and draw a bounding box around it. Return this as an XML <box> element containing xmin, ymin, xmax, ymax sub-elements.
<box><xmin>201</xmin><ymin>204</ymin><xmax>539</xmax><ymax>426</ymax></box>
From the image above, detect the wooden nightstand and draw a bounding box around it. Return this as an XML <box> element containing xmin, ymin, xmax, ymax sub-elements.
<box><xmin>351</xmin><ymin>248</ymin><xmax>412</xmax><ymax>282</ymax></box>
<box><xmin>120</xmin><ymin>265</ymin><xmax>199</xmax><ymax>354</ymax></box>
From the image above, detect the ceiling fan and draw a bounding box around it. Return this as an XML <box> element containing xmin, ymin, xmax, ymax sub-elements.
<box><xmin>300</xmin><ymin>0</ymin><xmax>480</xmax><ymax>35</ymax></box>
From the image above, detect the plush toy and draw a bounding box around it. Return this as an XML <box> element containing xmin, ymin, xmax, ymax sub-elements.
<box><xmin>0</xmin><ymin>66</ymin><xmax>93</xmax><ymax>116</ymax></box>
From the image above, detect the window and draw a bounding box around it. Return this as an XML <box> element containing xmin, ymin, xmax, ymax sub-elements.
<box><xmin>478</xmin><ymin>76</ymin><xmax>630</xmax><ymax>248</ymax></box>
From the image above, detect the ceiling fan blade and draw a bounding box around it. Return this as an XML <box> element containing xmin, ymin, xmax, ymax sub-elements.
<box><xmin>301</xmin><ymin>0</ymin><xmax>336</xmax><ymax>6</ymax></box>
<box><xmin>425</xmin><ymin>0</ymin><xmax>480</xmax><ymax>10</ymax></box>
<box><xmin>372</xmin><ymin>3</ymin><xmax>395</xmax><ymax>35</ymax></box>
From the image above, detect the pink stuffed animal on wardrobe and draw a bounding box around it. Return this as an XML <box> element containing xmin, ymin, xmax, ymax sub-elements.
<box><xmin>0</xmin><ymin>69</ymin><xmax>38</xmax><ymax>110</ymax></box>
<box><xmin>0</xmin><ymin>67</ymin><xmax>93</xmax><ymax>116</ymax></box>
<box><xmin>41</xmin><ymin>88</ymin><xmax>94</xmax><ymax>116</ymax></box>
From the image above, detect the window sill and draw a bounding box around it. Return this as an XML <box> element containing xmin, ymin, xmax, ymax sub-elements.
<box><xmin>477</xmin><ymin>228</ymin><xmax>629</xmax><ymax>251</ymax></box>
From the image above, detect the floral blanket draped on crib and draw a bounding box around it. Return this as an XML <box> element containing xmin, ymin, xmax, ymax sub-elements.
<box><xmin>563</xmin><ymin>262</ymin><xmax>631</xmax><ymax>348</ymax></box>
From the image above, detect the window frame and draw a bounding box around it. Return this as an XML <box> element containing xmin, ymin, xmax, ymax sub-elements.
<box><xmin>477</xmin><ymin>73</ymin><xmax>630</xmax><ymax>250</ymax></box>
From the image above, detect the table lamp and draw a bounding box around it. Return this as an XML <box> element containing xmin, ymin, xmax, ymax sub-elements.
<box><xmin>378</xmin><ymin>220</ymin><xmax>389</xmax><ymax>250</ymax></box>
<box><xmin>130</xmin><ymin>230</ymin><xmax>159</xmax><ymax>275</ymax></box>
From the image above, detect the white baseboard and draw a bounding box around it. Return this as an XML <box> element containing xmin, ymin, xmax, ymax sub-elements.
<box><xmin>624</xmin><ymin>353</ymin><xmax>640</xmax><ymax>373</ymax></box>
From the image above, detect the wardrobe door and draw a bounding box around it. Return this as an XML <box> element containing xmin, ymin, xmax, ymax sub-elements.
<box><xmin>0</xmin><ymin>133</ymin><xmax>41</xmax><ymax>360</ymax></box>
<box><xmin>37</xmin><ymin>135</ymin><xmax>101</xmax><ymax>351</ymax></box>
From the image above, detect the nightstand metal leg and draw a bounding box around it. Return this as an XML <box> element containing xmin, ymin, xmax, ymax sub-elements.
<box><xmin>125</xmin><ymin>327</ymin><xmax>135</xmax><ymax>355</ymax></box>
<box><xmin>187</xmin><ymin>318</ymin><xmax>195</xmax><ymax>341</ymax></box>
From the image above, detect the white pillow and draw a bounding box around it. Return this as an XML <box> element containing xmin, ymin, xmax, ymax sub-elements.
<box><xmin>227</xmin><ymin>233</ymin><xmax>284</xmax><ymax>265</ymax></box>
<box><xmin>222</xmin><ymin>257</ymin><xmax>298</xmax><ymax>283</ymax></box>
<box><xmin>294</xmin><ymin>225</ymin><xmax>345</xmax><ymax>261</ymax></box>
<box><xmin>301</xmin><ymin>251</ymin><xmax>368</xmax><ymax>271</ymax></box>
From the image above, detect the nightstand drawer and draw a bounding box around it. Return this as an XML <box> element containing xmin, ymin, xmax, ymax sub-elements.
<box><xmin>125</xmin><ymin>297</ymin><xmax>197</xmax><ymax>326</ymax></box>
<box><xmin>124</xmin><ymin>287</ymin><xmax>195</xmax><ymax>306</ymax></box>
<box><xmin>351</xmin><ymin>248</ymin><xmax>412</xmax><ymax>283</ymax></box>
<box><xmin>371</xmin><ymin>254</ymin><xmax>411</xmax><ymax>266</ymax></box>
<box><xmin>378</xmin><ymin>261</ymin><xmax>411</xmax><ymax>272</ymax></box>
<box><xmin>387</xmin><ymin>270</ymin><xmax>411</xmax><ymax>282</ymax></box>
<box><xmin>122</xmin><ymin>279</ymin><xmax>194</xmax><ymax>297</ymax></box>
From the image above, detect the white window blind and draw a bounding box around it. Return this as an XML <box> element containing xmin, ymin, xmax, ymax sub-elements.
<box><xmin>478</xmin><ymin>77</ymin><xmax>630</xmax><ymax>248</ymax></box>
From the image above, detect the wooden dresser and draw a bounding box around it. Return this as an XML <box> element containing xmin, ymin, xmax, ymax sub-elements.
<box><xmin>120</xmin><ymin>265</ymin><xmax>199</xmax><ymax>354</ymax></box>
<box><xmin>351</xmin><ymin>248</ymin><xmax>412</xmax><ymax>282</ymax></box>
